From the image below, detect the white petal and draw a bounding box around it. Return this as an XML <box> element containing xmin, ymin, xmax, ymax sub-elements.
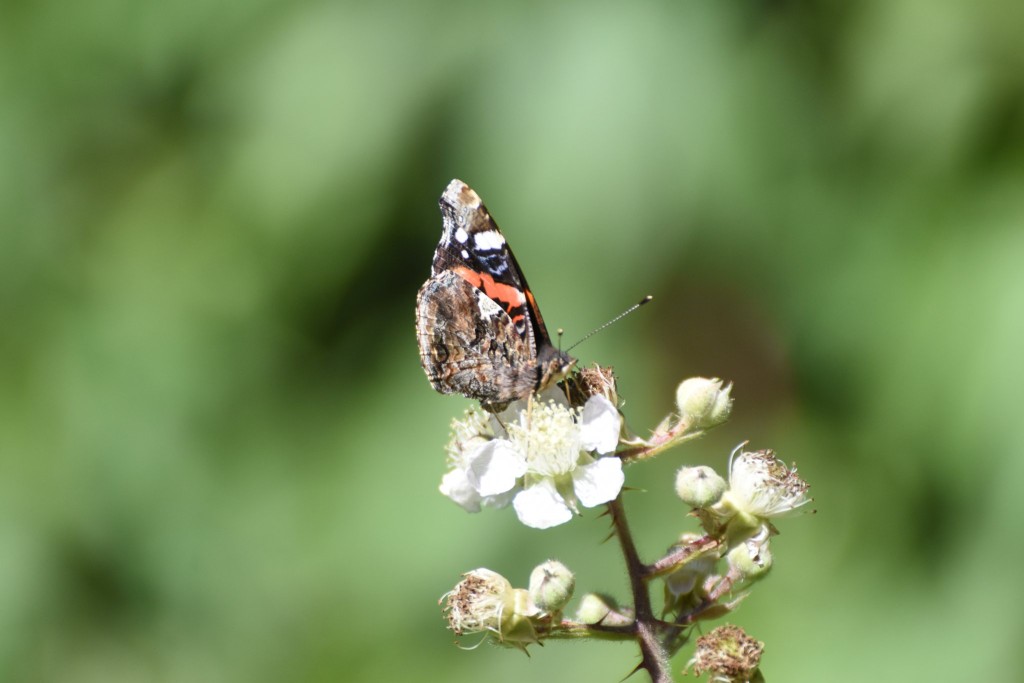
<box><xmin>512</xmin><ymin>480</ymin><xmax>574</xmax><ymax>529</ymax></box>
<box><xmin>466</xmin><ymin>440</ymin><xmax>527</xmax><ymax>496</ymax></box>
<box><xmin>572</xmin><ymin>457</ymin><xmax>624</xmax><ymax>507</ymax></box>
<box><xmin>579</xmin><ymin>395</ymin><xmax>621</xmax><ymax>454</ymax></box>
<box><xmin>480</xmin><ymin>489</ymin><xmax>516</xmax><ymax>510</ymax></box>
<box><xmin>439</xmin><ymin>468</ymin><xmax>482</xmax><ymax>513</ymax></box>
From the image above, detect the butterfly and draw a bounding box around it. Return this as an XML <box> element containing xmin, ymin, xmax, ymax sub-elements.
<box><xmin>415</xmin><ymin>179</ymin><xmax>575</xmax><ymax>411</ymax></box>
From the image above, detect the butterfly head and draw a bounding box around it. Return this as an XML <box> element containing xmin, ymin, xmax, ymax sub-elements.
<box><xmin>537</xmin><ymin>346</ymin><xmax>577</xmax><ymax>394</ymax></box>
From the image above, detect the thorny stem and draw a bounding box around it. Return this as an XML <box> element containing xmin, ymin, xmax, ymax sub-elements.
<box><xmin>607</xmin><ymin>496</ymin><xmax>671</xmax><ymax>683</ymax></box>
<box><xmin>643</xmin><ymin>535</ymin><xmax>720</xmax><ymax>579</ymax></box>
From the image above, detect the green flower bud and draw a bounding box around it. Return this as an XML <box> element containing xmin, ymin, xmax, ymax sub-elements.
<box><xmin>675</xmin><ymin>377</ymin><xmax>733</xmax><ymax>429</ymax></box>
<box><xmin>528</xmin><ymin>560</ymin><xmax>575</xmax><ymax>614</ymax></box>
<box><xmin>675</xmin><ymin>465</ymin><xmax>727</xmax><ymax>508</ymax></box>
<box><xmin>575</xmin><ymin>593</ymin><xmax>611</xmax><ymax>624</ymax></box>
<box><xmin>575</xmin><ymin>593</ymin><xmax>631</xmax><ymax>626</ymax></box>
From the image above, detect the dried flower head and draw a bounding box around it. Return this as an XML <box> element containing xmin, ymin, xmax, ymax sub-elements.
<box><xmin>443</xmin><ymin>568</ymin><xmax>516</xmax><ymax>637</ymax></box>
<box><xmin>687</xmin><ymin>624</ymin><xmax>765</xmax><ymax>682</ymax></box>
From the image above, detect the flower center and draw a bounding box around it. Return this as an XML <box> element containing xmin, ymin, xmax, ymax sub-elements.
<box><xmin>510</xmin><ymin>401</ymin><xmax>581</xmax><ymax>478</ymax></box>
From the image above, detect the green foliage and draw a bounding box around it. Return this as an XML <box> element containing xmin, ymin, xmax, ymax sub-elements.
<box><xmin>1</xmin><ymin>1</ymin><xmax>1021</xmax><ymax>680</ymax></box>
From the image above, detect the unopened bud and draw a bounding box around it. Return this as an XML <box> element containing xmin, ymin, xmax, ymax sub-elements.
<box><xmin>575</xmin><ymin>593</ymin><xmax>632</xmax><ymax>626</ymax></box>
<box><xmin>528</xmin><ymin>560</ymin><xmax>575</xmax><ymax>614</ymax></box>
<box><xmin>675</xmin><ymin>377</ymin><xmax>733</xmax><ymax>429</ymax></box>
<box><xmin>675</xmin><ymin>465</ymin><xmax>727</xmax><ymax>508</ymax></box>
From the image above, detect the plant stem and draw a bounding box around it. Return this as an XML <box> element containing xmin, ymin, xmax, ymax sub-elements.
<box><xmin>607</xmin><ymin>496</ymin><xmax>671</xmax><ymax>683</ymax></box>
<box><xmin>545</xmin><ymin>620</ymin><xmax>637</xmax><ymax>641</ymax></box>
<box><xmin>617</xmin><ymin>428</ymin><xmax>704</xmax><ymax>464</ymax></box>
<box><xmin>643</xmin><ymin>535</ymin><xmax>720</xmax><ymax>579</ymax></box>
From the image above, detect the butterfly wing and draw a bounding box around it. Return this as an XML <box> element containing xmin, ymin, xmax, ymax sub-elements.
<box><xmin>433</xmin><ymin>179</ymin><xmax>558</xmax><ymax>356</ymax></box>
<box><xmin>416</xmin><ymin>269</ymin><xmax>539</xmax><ymax>408</ymax></box>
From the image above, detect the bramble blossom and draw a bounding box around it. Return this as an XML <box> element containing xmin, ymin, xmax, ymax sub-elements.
<box><xmin>439</xmin><ymin>394</ymin><xmax>624</xmax><ymax>529</ymax></box>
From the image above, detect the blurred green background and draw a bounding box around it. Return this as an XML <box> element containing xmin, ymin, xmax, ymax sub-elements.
<box><xmin>2</xmin><ymin>0</ymin><xmax>1022</xmax><ymax>681</ymax></box>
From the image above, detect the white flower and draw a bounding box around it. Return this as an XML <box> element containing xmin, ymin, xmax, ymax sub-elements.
<box><xmin>438</xmin><ymin>395</ymin><xmax>625</xmax><ymax>529</ymax></box>
<box><xmin>714</xmin><ymin>445</ymin><xmax>811</xmax><ymax>524</ymax></box>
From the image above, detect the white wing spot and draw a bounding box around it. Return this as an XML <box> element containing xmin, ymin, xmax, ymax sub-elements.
<box><xmin>476</xmin><ymin>290</ymin><xmax>503</xmax><ymax>319</ymax></box>
<box><xmin>454</xmin><ymin>227</ymin><xmax>469</xmax><ymax>243</ymax></box>
<box><xmin>473</xmin><ymin>230</ymin><xmax>506</xmax><ymax>251</ymax></box>
<box><xmin>461</xmin><ymin>249</ymin><xmax>470</xmax><ymax>259</ymax></box>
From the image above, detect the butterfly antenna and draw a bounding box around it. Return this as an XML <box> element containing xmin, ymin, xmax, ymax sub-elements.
<box><xmin>566</xmin><ymin>295</ymin><xmax>653</xmax><ymax>353</ymax></box>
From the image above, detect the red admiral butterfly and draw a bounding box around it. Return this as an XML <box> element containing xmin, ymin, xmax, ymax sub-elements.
<box><xmin>416</xmin><ymin>179</ymin><xmax>576</xmax><ymax>411</ymax></box>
